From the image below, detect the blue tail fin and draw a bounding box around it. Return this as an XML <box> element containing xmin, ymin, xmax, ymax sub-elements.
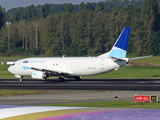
<box><xmin>99</xmin><ymin>27</ymin><xmax>130</xmax><ymax>58</ymax></box>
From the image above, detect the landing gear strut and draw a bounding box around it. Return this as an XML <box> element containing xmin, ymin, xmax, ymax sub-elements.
<box><xmin>20</xmin><ymin>76</ymin><xmax>23</xmax><ymax>82</ymax></box>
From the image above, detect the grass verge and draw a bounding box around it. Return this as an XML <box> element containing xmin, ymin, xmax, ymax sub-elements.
<box><xmin>84</xmin><ymin>66</ymin><xmax>160</xmax><ymax>79</ymax></box>
<box><xmin>0</xmin><ymin>90</ymin><xmax>45</xmax><ymax>96</ymax></box>
<box><xmin>43</xmin><ymin>101</ymin><xmax>160</xmax><ymax>109</ymax></box>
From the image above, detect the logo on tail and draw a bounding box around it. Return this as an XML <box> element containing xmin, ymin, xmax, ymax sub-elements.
<box><xmin>99</xmin><ymin>27</ymin><xmax>130</xmax><ymax>58</ymax></box>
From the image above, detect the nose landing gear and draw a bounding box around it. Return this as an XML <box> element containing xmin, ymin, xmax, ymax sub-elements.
<box><xmin>20</xmin><ymin>76</ymin><xmax>23</xmax><ymax>82</ymax></box>
<box><xmin>15</xmin><ymin>75</ymin><xmax>23</xmax><ymax>82</ymax></box>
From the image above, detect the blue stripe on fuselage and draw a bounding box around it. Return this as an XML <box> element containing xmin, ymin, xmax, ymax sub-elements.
<box><xmin>22</xmin><ymin>66</ymin><xmax>31</xmax><ymax>70</ymax></box>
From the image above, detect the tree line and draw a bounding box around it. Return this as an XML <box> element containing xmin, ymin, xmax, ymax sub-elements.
<box><xmin>5</xmin><ymin>0</ymin><xmax>144</xmax><ymax>22</ymax></box>
<box><xmin>0</xmin><ymin>0</ymin><xmax>160</xmax><ymax>57</ymax></box>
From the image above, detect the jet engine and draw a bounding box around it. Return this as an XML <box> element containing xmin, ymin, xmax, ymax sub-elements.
<box><xmin>31</xmin><ymin>71</ymin><xmax>49</xmax><ymax>80</ymax></box>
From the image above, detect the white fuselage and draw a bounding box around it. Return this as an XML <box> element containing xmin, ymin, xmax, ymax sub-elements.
<box><xmin>8</xmin><ymin>57</ymin><xmax>127</xmax><ymax>77</ymax></box>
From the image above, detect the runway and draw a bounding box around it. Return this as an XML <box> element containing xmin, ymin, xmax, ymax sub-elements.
<box><xmin>0</xmin><ymin>78</ymin><xmax>160</xmax><ymax>90</ymax></box>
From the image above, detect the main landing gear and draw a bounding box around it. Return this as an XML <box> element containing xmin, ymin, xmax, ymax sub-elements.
<box><xmin>57</xmin><ymin>76</ymin><xmax>82</xmax><ymax>82</ymax></box>
<box><xmin>75</xmin><ymin>76</ymin><xmax>81</xmax><ymax>81</ymax></box>
<box><xmin>57</xmin><ymin>77</ymin><xmax>65</xmax><ymax>82</ymax></box>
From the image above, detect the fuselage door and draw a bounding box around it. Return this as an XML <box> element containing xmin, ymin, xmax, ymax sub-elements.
<box><xmin>100</xmin><ymin>59</ymin><xmax>104</xmax><ymax>70</ymax></box>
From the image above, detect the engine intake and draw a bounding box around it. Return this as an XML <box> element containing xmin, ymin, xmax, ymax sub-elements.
<box><xmin>31</xmin><ymin>71</ymin><xmax>48</xmax><ymax>80</ymax></box>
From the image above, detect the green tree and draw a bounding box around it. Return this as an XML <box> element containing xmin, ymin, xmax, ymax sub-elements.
<box><xmin>0</xmin><ymin>27</ymin><xmax>7</xmax><ymax>54</ymax></box>
<box><xmin>150</xmin><ymin>31</ymin><xmax>160</xmax><ymax>55</ymax></box>
<box><xmin>141</xmin><ymin>0</ymin><xmax>159</xmax><ymax>54</ymax></box>
<box><xmin>64</xmin><ymin>3</ymin><xmax>73</xmax><ymax>12</ymax></box>
<box><xmin>142</xmin><ymin>0</ymin><xmax>158</xmax><ymax>32</ymax></box>
<box><xmin>0</xmin><ymin>6</ymin><xmax>5</xmax><ymax>28</ymax></box>
<box><xmin>96</xmin><ymin>2</ymin><xmax>104</xmax><ymax>11</ymax></box>
<box><xmin>42</xmin><ymin>3</ymin><xmax>50</xmax><ymax>18</ymax></box>
<box><xmin>79</xmin><ymin>2</ymin><xmax>87</xmax><ymax>11</ymax></box>
<box><xmin>25</xmin><ymin>5</ymin><xmax>37</xmax><ymax>20</ymax></box>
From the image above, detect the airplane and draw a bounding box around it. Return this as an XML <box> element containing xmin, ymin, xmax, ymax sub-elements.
<box><xmin>8</xmin><ymin>27</ymin><xmax>151</xmax><ymax>82</ymax></box>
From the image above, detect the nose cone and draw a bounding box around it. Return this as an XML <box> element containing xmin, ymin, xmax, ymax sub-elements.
<box><xmin>8</xmin><ymin>66</ymin><xmax>14</xmax><ymax>74</ymax></box>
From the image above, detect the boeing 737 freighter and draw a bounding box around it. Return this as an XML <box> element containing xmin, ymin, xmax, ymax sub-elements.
<box><xmin>8</xmin><ymin>27</ymin><xmax>151</xmax><ymax>81</ymax></box>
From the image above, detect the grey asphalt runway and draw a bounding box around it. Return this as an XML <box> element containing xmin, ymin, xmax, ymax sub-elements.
<box><xmin>1</xmin><ymin>78</ymin><xmax>160</xmax><ymax>90</ymax></box>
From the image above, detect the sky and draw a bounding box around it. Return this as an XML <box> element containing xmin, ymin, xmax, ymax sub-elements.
<box><xmin>0</xmin><ymin>0</ymin><xmax>105</xmax><ymax>11</ymax></box>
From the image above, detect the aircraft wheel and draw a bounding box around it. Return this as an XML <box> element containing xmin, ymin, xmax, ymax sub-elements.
<box><xmin>57</xmin><ymin>77</ymin><xmax>64</xmax><ymax>82</ymax></box>
<box><xmin>75</xmin><ymin>76</ymin><xmax>81</xmax><ymax>81</ymax></box>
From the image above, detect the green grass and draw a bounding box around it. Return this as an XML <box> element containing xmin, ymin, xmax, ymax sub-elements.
<box><xmin>0</xmin><ymin>90</ymin><xmax>45</xmax><ymax>96</ymax></box>
<box><xmin>43</xmin><ymin>101</ymin><xmax>160</xmax><ymax>109</ymax></box>
<box><xmin>84</xmin><ymin>66</ymin><xmax>160</xmax><ymax>79</ymax></box>
<box><xmin>0</xmin><ymin>64</ymin><xmax>14</xmax><ymax>78</ymax></box>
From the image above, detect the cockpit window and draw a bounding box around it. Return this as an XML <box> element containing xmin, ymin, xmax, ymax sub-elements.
<box><xmin>11</xmin><ymin>63</ymin><xmax>15</xmax><ymax>66</ymax></box>
<box><xmin>23</xmin><ymin>60</ymin><xmax>29</xmax><ymax>63</ymax></box>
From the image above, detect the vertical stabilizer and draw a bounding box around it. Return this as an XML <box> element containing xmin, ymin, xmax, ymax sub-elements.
<box><xmin>99</xmin><ymin>27</ymin><xmax>130</xmax><ymax>58</ymax></box>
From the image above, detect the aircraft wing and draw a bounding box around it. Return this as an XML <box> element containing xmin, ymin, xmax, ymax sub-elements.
<box><xmin>129</xmin><ymin>55</ymin><xmax>153</xmax><ymax>60</ymax></box>
<box><xmin>30</xmin><ymin>67</ymin><xmax>73</xmax><ymax>75</ymax></box>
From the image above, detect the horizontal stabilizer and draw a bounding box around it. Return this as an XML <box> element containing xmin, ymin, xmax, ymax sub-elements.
<box><xmin>130</xmin><ymin>55</ymin><xmax>153</xmax><ymax>60</ymax></box>
<box><xmin>111</xmin><ymin>57</ymin><xmax>129</xmax><ymax>62</ymax></box>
